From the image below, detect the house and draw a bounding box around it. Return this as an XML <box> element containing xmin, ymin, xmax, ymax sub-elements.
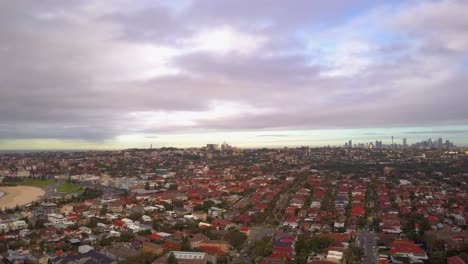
<box><xmin>199</xmin><ymin>240</ymin><xmax>229</xmax><ymax>253</ymax></box>
<box><xmin>310</xmin><ymin>200</ymin><xmax>321</xmax><ymax>209</ymax></box>
<box><xmin>448</xmin><ymin>256</ymin><xmax>466</xmax><ymax>264</ymax></box>
<box><xmin>350</xmin><ymin>205</ymin><xmax>365</xmax><ymax>217</ymax></box>
<box><xmin>453</xmin><ymin>214</ymin><xmax>466</xmax><ymax>226</ymax></box>
<box><xmin>10</xmin><ymin>220</ymin><xmax>27</xmax><ymax>230</ymax></box>
<box><xmin>52</xmin><ymin>250</ymin><xmax>116</xmax><ymax>264</ymax></box>
<box><xmin>79</xmin><ymin>245</ymin><xmax>94</xmax><ymax>254</ymax></box>
<box><xmin>39</xmin><ymin>202</ymin><xmax>58</xmax><ymax>215</ymax></box>
<box><xmin>282</xmin><ymin>217</ymin><xmax>299</xmax><ymax>229</ymax></box>
<box><xmin>326</xmin><ymin>248</ymin><xmax>345</xmax><ymax>263</ymax></box>
<box><xmin>285</xmin><ymin>206</ymin><xmax>298</xmax><ymax>217</ymax></box>
<box><xmin>154</xmin><ymin>251</ymin><xmax>217</xmax><ymax>264</ymax></box>
<box><xmin>150</xmin><ymin>233</ymin><xmax>164</xmax><ymax>241</ymax></box>
<box><xmin>211</xmin><ymin>219</ymin><xmax>236</xmax><ymax>230</ymax></box>
<box><xmin>105</xmin><ymin>245</ymin><xmax>139</xmax><ymax>262</ymax></box>
<box><xmin>164</xmin><ymin>238</ymin><xmax>182</xmax><ymax>251</ymax></box>
<box><xmin>60</xmin><ymin>204</ymin><xmax>74</xmax><ymax>215</ymax></box>
<box><xmin>189</xmin><ymin>233</ymin><xmax>210</xmax><ymax>249</ymax></box>
<box><xmin>109</xmin><ymin>230</ymin><xmax>121</xmax><ymax>237</ymax></box>
<box><xmin>320</xmin><ymin>233</ymin><xmax>351</xmax><ymax>243</ymax></box>
<box><xmin>254</xmin><ymin>203</ymin><xmax>268</xmax><ymax>213</ymax></box>
<box><xmin>142</xmin><ymin>242</ymin><xmax>164</xmax><ymax>255</ymax></box>
<box><xmin>48</xmin><ymin>214</ymin><xmax>68</xmax><ymax>225</ymax></box>
<box><xmin>240</xmin><ymin>227</ymin><xmax>250</xmax><ymax>236</ymax></box>
<box><xmin>142</xmin><ymin>215</ymin><xmax>152</xmax><ymax>222</ymax></box>
<box><xmin>390</xmin><ymin>240</ymin><xmax>428</xmax><ymax>262</ymax></box>
<box><xmin>208</xmin><ymin>207</ymin><xmax>224</xmax><ymax>218</ymax></box>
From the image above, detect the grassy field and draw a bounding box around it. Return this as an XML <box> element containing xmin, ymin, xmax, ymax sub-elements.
<box><xmin>57</xmin><ymin>182</ymin><xmax>83</xmax><ymax>193</ymax></box>
<box><xmin>22</xmin><ymin>179</ymin><xmax>56</xmax><ymax>187</ymax></box>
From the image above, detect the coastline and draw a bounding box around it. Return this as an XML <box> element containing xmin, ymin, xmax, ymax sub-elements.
<box><xmin>0</xmin><ymin>186</ymin><xmax>45</xmax><ymax>210</ymax></box>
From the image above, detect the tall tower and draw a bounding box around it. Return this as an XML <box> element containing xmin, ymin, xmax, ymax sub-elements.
<box><xmin>403</xmin><ymin>138</ymin><xmax>407</xmax><ymax>148</ymax></box>
<box><xmin>392</xmin><ymin>136</ymin><xmax>394</xmax><ymax>149</ymax></box>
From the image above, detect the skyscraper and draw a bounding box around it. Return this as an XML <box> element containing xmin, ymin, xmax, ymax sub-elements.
<box><xmin>403</xmin><ymin>138</ymin><xmax>407</xmax><ymax>148</ymax></box>
<box><xmin>349</xmin><ymin>140</ymin><xmax>352</xmax><ymax>148</ymax></box>
<box><xmin>375</xmin><ymin>140</ymin><xmax>382</xmax><ymax>149</ymax></box>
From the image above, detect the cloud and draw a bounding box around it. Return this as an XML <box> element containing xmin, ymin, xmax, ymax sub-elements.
<box><xmin>0</xmin><ymin>0</ymin><xmax>467</xmax><ymax>144</ymax></box>
<box><xmin>404</xmin><ymin>130</ymin><xmax>468</xmax><ymax>135</ymax></box>
<box><xmin>255</xmin><ymin>135</ymin><xmax>290</xmax><ymax>138</ymax></box>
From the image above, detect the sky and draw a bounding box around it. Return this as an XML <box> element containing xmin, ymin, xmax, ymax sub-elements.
<box><xmin>0</xmin><ymin>0</ymin><xmax>467</xmax><ymax>150</ymax></box>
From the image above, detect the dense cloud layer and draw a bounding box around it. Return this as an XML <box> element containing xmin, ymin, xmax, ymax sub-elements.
<box><xmin>0</xmin><ymin>0</ymin><xmax>467</xmax><ymax>142</ymax></box>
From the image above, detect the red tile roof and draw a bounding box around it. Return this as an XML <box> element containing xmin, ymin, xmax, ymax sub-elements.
<box><xmin>390</xmin><ymin>240</ymin><xmax>426</xmax><ymax>257</ymax></box>
<box><xmin>448</xmin><ymin>256</ymin><xmax>466</xmax><ymax>264</ymax></box>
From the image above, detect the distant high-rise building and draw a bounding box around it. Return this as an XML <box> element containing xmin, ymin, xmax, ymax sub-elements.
<box><xmin>221</xmin><ymin>142</ymin><xmax>230</xmax><ymax>151</ymax></box>
<box><xmin>437</xmin><ymin>138</ymin><xmax>443</xmax><ymax>149</ymax></box>
<box><xmin>206</xmin><ymin>144</ymin><xmax>219</xmax><ymax>151</ymax></box>
<box><xmin>403</xmin><ymin>138</ymin><xmax>407</xmax><ymax>148</ymax></box>
<box><xmin>349</xmin><ymin>140</ymin><xmax>352</xmax><ymax>148</ymax></box>
<box><xmin>375</xmin><ymin>140</ymin><xmax>383</xmax><ymax>149</ymax></box>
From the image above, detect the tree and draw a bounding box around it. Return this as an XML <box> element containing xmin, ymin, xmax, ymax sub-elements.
<box><xmin>345</xmin><ymin>244</ymin><xmax>364</xmax><ymax>263</ymax></box>
<box><xmin>129</xmin><ymin>212</ymin><xmax>143</xmax><ymax>221</ymax></box>
<box><xmin>100</xmin><ymin>204</ymin><xmax>108</xmax><ymax>215</ymax></box>
<box><xmin>119</xmin><ymin>232</ymin><xmax>135</xmax><ymax>243</ymax></box>
<box><xmin>181</xmin><ymin>236</ymin><xmax>191</xmax><ymax>251</ymax></box>
<box><xmin>0</xmin><ymin>243</ymin><xmax>7</xmax><ymax>253</ymax></box>
<box><xmin>137</xmin><ymin>229</ymin><xmax>152</xmax><ymax>236</ymax></box>
<box><xmin>162</xmin><ymin>202</ymin><xmax>174</xmax><ymax>211</ymax></box>
<box><xmin>202</xmin><ymin>200</ymin><xmax>216</xmax><ymax>212</ymax></box>
<box><xmin>99</xmin><ymin>238</ymin><xmax>113</xmax><ymax>246</ymax></box>
<box><xmin>225</xmin><ymin>230</ymin><xmax>247</xmax><ymax>251</ymax></box>
<box><xmin>253</xmin><ymin>240</ymin><xmax>272</xmax><ymax>257</ymax></box>
<box><xmin>168</xmin><ymin>252</ymin><xmax>178</xmax><ymax>264</ymax></box>
<box><xmin>357</xmin><ymin>217</ymin><xmax>367</xmax><ymax>229</ymax></box>
<box><xmin>430</xmin><ymin>251</ymin><xmax>446</xmax><ymax>264</ymax></box>
<box><xmin>152</xmin><ymin>219</ymin><xmax>162</xmax><ymax>230</ymax></box>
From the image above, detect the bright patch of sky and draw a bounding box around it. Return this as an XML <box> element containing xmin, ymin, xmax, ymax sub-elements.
<box><xmin>1</xmin><ymin>125</ymin><xmax>467</xmax><ymax>150</ymax></box>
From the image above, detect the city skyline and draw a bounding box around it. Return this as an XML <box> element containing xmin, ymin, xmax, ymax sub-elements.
<box><xmin>0</xmin><ymin>127</ymin><xmax>466</xmax><ymax>150</ymax></box>
<box><xmin>1</xmin><ymin>0</ymin><xmax>468</xmax><ymax>149</ymax></box>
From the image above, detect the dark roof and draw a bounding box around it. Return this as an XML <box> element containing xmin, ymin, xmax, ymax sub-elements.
<box><xmin>52</xmin><ymin>250</ymin><xmax>115</xmax><ymax>264</ymax></box>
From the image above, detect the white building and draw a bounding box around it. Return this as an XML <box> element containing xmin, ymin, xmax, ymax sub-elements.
<box><xmin>326</xmin><ymin>249</ymin><xmax>344</xmax><ymax>263</ymax></box>
<box><xmin>10</xmin><ymin>220</ymin><xmax>27</xmax><ymax>230</ymax></box>
<box><xmin>47</xmin><ymin>214</ymin><xmax>68</xmax><ymax>225</ymax></box>
<box><xmin>0</xmin><ymin>223</ymin><xmax>9</xmax><ymax>232</ymax></box>
<box><xmin>16</xmin><ymin>170</ymin><xmax>30</xmax><ymax>177</ymax></box>
<box><xmin>169</xmin><ymin>251</ymin><xmax>217</xmax><ymax>264</ymax></box>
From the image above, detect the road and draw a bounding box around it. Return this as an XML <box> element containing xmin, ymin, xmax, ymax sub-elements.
<box><xmin>357</xmin><ymin>231</ymin><xmax>378</xmax><ymax>264</ymax></box>
<box><xmin>232</xmin><ymin>225</ymin><xmax>273</xmax><ymax>264</ymax></box>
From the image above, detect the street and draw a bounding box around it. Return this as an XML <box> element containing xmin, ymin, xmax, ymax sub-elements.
<box><xmin>232</xmin><ymin>225</ymin><xmax>273</xmax><ymax>264</ymax></box>
<box><xmin>357</xmin><ymin>231</ymin><xmax>378</xmax><ymax>264</ymax></box>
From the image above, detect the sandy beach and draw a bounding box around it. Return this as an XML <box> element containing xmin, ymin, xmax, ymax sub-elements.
<box><xmin>0</xmin><ymin>186</ymin><xmax>45</xmax><ymax>210</ymax></box>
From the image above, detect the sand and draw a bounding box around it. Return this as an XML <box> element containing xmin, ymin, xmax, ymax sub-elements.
<box><xmin>0</xmin><ymin>186</ymin><xmax>45</xmax><ymax>210</ymax></box>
